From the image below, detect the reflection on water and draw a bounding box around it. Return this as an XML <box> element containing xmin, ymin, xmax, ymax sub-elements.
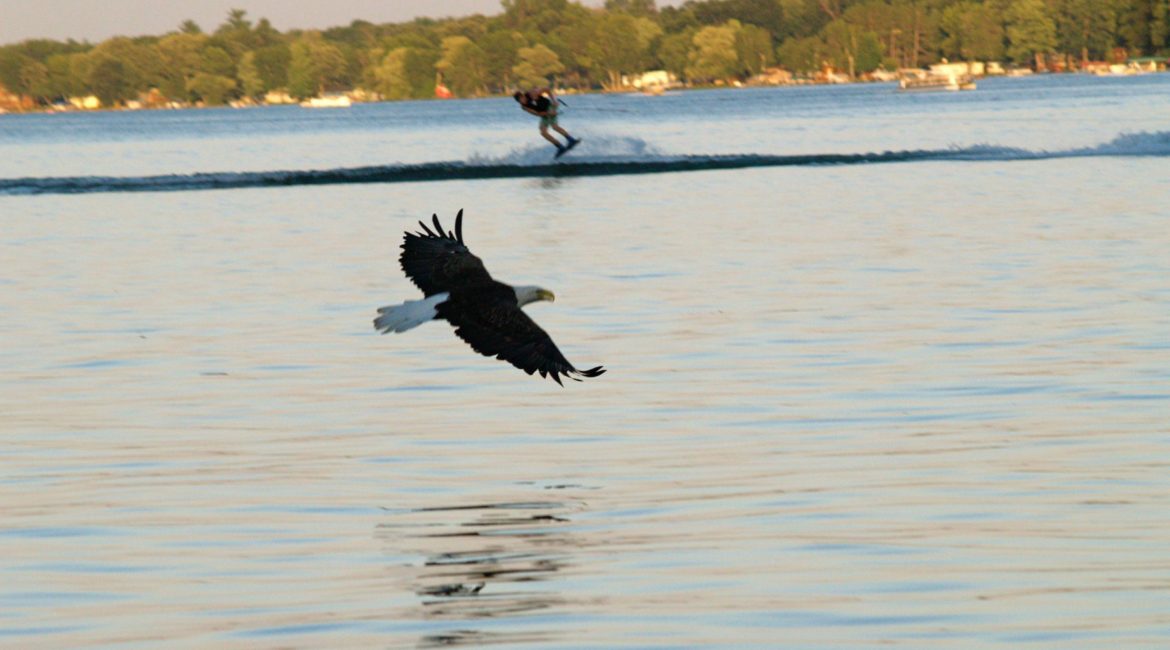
<box><xmin>417</xmin><ymin>629</ymin><xmax>556</xmax><ymax>649</ymax></box>
<box><xmin>379</xmin><ymin>498</ymin><xmax>581</xmax><ymax>645</ymax></box>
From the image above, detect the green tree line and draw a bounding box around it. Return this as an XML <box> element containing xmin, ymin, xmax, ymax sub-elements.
<box><xmin>1</xmin><ymin>0</ymin><xmax>1167</xmax><ymax>107</ymax></box>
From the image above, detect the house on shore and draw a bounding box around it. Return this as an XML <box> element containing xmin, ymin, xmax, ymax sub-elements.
<box><xmin>751</xmin><ymin>67</ymin><xmax>794</xmax><ymax>85</ymax></box>
<box><xmin>70</xmin><ymin>95</ymin><xmax>102</xmax><ymax>110</ymax></box>
<box><xmin>0</xmin><ymin>83</ymin><xmax>34</xmax><ymax>112</ymax></box>
<box><xmin>621</xmin><ymin>70</ymin><xmax>681</xmax><ymax>92</ymax></box>
<box><xmin>264</xmin><ymin>91</ymin><xmax>297</xmax><ymax>105</ymax></box>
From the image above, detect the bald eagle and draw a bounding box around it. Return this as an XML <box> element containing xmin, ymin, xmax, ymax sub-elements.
<box><xmin>374</xmin><ymin>210</ymin><xmax>605</xmax><ymax>385</ymax></box>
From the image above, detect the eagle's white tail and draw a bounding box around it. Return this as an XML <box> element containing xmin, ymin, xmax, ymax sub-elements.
<box><xmin>374</xmin><ymin>292</ymin><xmax>449</xmax><ymax>333</ymax></box>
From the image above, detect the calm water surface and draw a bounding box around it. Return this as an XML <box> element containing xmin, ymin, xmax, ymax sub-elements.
<box><xmin>2</xmin><ymin>76</ymin><xmax>1169</xmax><ymax>647</ymax></box>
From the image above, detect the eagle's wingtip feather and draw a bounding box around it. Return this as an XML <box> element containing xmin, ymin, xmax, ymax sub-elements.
<box><xmin>578</xmin><ymin>366</ymin><xmax>606</xmax><ymax>378</ymax></box>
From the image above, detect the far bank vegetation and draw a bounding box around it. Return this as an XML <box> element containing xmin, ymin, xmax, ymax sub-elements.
<box><xmin>1</xmin><ymin>0</ymin><xmax>1167</xmax><ymax>111</ymax></box>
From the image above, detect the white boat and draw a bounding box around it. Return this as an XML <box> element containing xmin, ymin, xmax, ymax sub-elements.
<box><xmin>300</xmin><ymin>94</ymin><xmax>352</xmax><ymax>108</ymax></box>
<box><xmin>898</xmin><ymin>72</ymin><xmax>976</xmax><ymax>92</ymax></box>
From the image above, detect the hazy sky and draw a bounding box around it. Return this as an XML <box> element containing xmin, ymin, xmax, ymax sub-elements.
<box><xmin>2</xmin><ymin>0</ymin><xmax>682</xmax><ymax>45</ymax></box>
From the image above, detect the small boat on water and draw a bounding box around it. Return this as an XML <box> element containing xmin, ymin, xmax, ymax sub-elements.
<box><xmin>898</xmin><ymin>72</ymin><xmax>976</xmax><ymax>92</ymax></box>
<box><xmin>300</xmin><ymin>94</ymin><xmax>352</xmax><ymax>108</ymax></box>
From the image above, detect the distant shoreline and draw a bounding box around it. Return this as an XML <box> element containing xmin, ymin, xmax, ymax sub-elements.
<box><xmin>3</xmin><ymin>69</ymin><xmax>1166</xmax><ymax>117</ymax></box>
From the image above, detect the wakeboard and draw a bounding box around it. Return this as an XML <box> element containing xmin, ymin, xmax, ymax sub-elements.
<box><xmin>554</xmin><ymin>138</ymin><xmax>581</xmax><ymax>159</ymax></box>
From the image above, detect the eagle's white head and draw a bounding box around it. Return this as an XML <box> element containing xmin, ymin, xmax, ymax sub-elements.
<box><xmin>513</xmin><ymin>285</ymin><xmax>555</xmax><ymax>307</ymax></box>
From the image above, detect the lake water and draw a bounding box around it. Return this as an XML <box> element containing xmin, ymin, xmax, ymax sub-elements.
<box><xmin>2</xmin><ymin>75</ymin><xmax>1169</xmax><ymax>648</ymax></box>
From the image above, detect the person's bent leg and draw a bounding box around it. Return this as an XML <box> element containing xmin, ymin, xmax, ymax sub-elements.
<box><xmin>552</xmin><ymin>124</ymin><xmax>577</xmax><ymax>145</ymax></box>
<box><xmin>540</xmin><ymin>125</ymin><xmax>563</xmax><ymax>148</ymax></box>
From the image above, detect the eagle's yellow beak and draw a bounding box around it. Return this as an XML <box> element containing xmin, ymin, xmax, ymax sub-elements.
<box><xmin>537</xmin><ymin>289</ymin><xmax>556</xmax><ymax>303</ymax></box>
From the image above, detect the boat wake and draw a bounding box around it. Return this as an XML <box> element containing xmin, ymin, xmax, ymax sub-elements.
<box><xmin>4</xmin><ymin>131</ymin><xmax>1169</xmax><ymax>196</ymax></box>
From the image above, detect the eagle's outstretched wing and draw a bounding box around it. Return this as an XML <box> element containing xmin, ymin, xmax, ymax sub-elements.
<box><xmin>438</xmin><ymin>291</ymin><xmax>606</xmax><ymax>386</ymax></box>
<box><xmin>400</xmin><ymin>209</ymin><xmax>492</xmax><ymax>296</ymax></box>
